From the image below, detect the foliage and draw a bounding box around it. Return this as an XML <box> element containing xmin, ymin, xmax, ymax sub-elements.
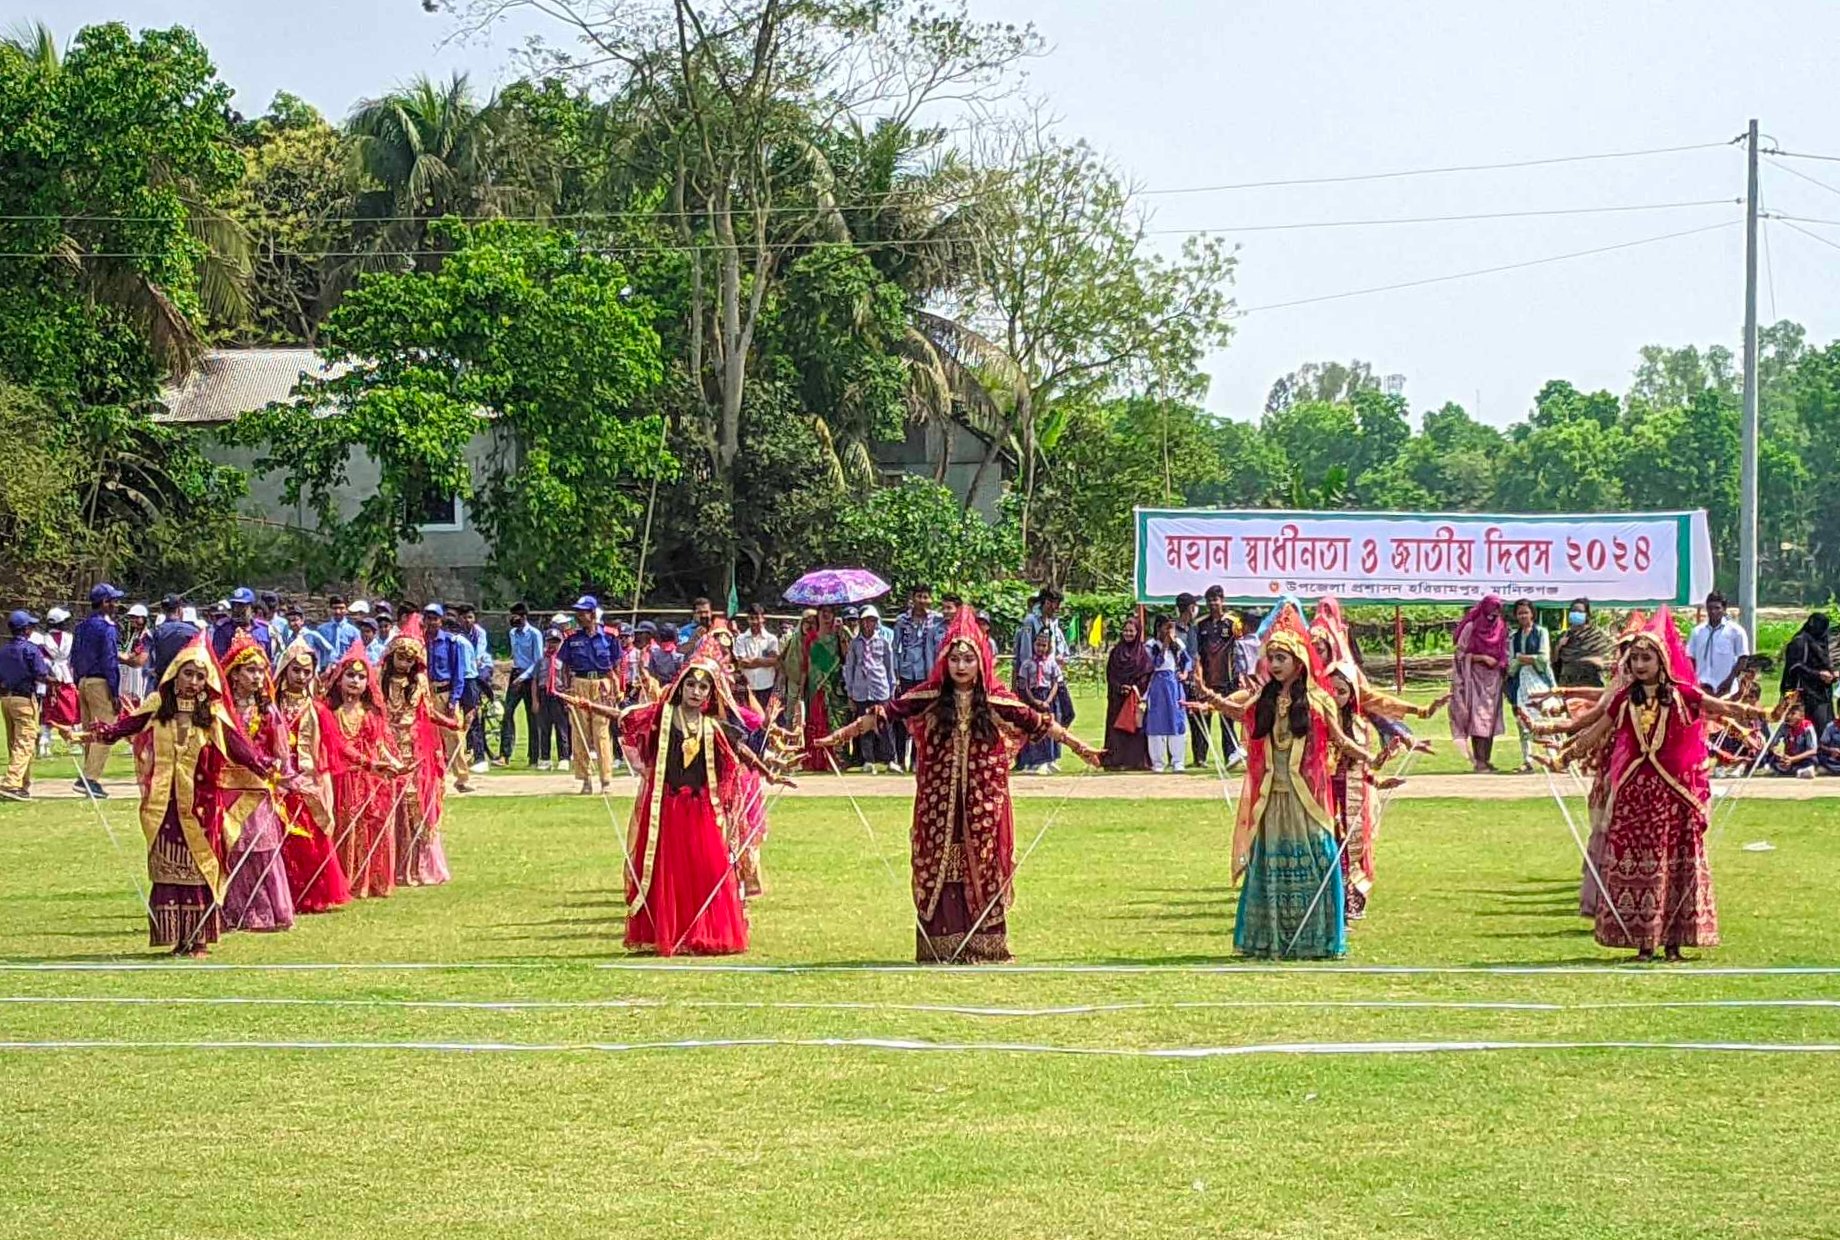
<box><xmin>0</xmin><ymin>380</ymin><xmax>86</xmax><ymax>596</ymax></box>
<box><xmin>0</xmin><ymin>24</ymin><xmax>248</xmax><ymax>591</ymax></box>
<box><xmin>0</xmin><ymin>22</ymin><xmax>247</xmax><ymax>383</ymax></box>
<box><xmin>221</xmin><ymin>221</ymin><xmax>666</xmax><ymax>599</ymax></box>
<box><xmin>827</xmin><ymin>475</ymin><xmax>1021</xmax><ymax>598</ymax></box>
<box><xmin>225</xmin><ymin>93</ymin><xmax>353</xmax><ymax>344</ymax></box>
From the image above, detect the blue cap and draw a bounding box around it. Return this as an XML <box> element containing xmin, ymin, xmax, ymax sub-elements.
<box><xmin>573</xmin><ymin>594</ymin><xmax>599</xmax><ymax>612</ymax></box>
<box><xmin>422</xmin><ymin>602</ymin><xmax>445</xmax><ymax>618</ymax></box>
<box><xmin>8</xmin><ymin>609</ymin><xmax>37</xmax><ymax>631</ymax></box>
<box><xmin>88</xmin><ymin>583</ymin><xmax>123</xmax><ymax>606</ymax></box>
<box><xmin>635</xmin><ymin>620</ymin><xmax>657</xmax><ymax>635</ymax></box>
<box><xmin>228</xmin><ymin>586</ymin><xmax>256</xmax><ymax>605</ymax></box>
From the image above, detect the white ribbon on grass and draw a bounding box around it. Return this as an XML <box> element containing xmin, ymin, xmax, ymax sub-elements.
<box><xmin>71</xmin><ymin>777</ymin><xmax>154</xmax><ymax>923</ymax></box>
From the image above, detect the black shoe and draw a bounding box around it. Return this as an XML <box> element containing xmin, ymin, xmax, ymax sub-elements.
<box><xmin>74</xmin><ymin>777</ymin><xmax>108</xmax><ymax>799</ymax></box>
<box><xmin>0</xmin><ymin>787</ymin><xmax>28</xmax><ymax>802</ymax></box>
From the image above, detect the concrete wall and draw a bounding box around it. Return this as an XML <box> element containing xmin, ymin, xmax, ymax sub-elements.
<box><xmin>874</xmin><ymin>419</ymin><xmax>1008</xmax><ymax>518</ymax></box>
<box><xmin>207</xmin><ymin>427</ymin><xmax>509</xmax><ymax>598</ymax></box>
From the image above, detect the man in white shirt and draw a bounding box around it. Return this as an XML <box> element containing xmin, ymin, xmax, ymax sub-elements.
<box><xmin>733</xmin><ymin>603</ymin><xmax>780</xmax><ymax>707</ymax></box>
<box><xmin>1687</xmin><ymin>590</ymin><xmax>1749</xmax><ymax>697</ymax></box>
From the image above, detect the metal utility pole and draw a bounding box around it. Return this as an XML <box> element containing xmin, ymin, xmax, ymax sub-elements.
<box><xmin>1738</xmin><ymin>119</ymin><xmax>1760</xmax><ymax>632</ymax></box>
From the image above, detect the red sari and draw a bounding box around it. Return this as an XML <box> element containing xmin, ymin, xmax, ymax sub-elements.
<box><xmin>277</xmin><ymin>691</ymin><xmax>352</xmax><ymax>912</ymax></box>
<box><xmin>620</xmin><ymin>691</ymin><xmax>750</xmax><ymax>956</ymax></box>
<box><xmin>321</xmin><ymin>644</ymin><xmax>397</xmax><ymax>900</ymax></box>
<box><xmin>879</xmin><ymin>611</ymin><xmax>1053</xmax><ymax>964</ymax></box>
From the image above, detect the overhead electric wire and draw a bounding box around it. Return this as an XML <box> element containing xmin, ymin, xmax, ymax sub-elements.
<box><xmin>1236</xmin><ymin>219</ymin><xmax>1740</xmax><ymax>315</ymax></box>
<box><xmin>1762</xmin><ymin>147</ymin><xmax>1840</xmax><ymax>165</ymax></box>
<box><xmin>1134</xmin><ymin>139</ymin><xmax>1736</xmax><ymax>196</ymax></box>
<box><xmin>1763</xmin><ymin>155</ymin><xmax>1840</xmax><ymax>201</ymax></box>
<box><xmin>0</xmin><ymin>136</ymin><xmax>1735</xmax><ymax>226</ymax></box>
<box><xmin>0</xmin><ymin>198</ymin><xmax>1747</xmax><ymax>260</ymax></box>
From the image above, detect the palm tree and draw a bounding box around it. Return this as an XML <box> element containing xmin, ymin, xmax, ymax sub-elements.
<box><xmin>2</xmin><ymin>21</ymin><xmax>250</xmax><ymax>377</ymax></box>
<box><xmin>342</xmin><ymin>73</ymin><xmax>546</xmax><ymax>278</ymax></box>
<box><xmin>796</xmin><ymin>119</ymin><xmax>1027</xmax><ymax>494</ymax></box>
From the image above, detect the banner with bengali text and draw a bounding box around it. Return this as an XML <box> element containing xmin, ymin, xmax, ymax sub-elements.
<box><xmin>1135</xmin><ymin>509</ymin><xmax>1714</xmax><ymax>605</ymax></box>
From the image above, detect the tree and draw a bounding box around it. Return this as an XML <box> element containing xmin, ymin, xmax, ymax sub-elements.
<box><xmin>223</xmin><ymin>221</ymin><xmax>667</xmax><ymax>598</ymax></box>
<box><xmin>942</xmin><ymin>121</ymin><xmax>1236</xmax><ymax>535</ymax></box>
<box><xmin>342</xmin><ymin>73</ymin><xmax>546</xmax><ymax>282</ymax></box>
<box><xmin>0</xmin><ymin>22</ymin><xmax>249</xmax><ymax>585</ymax></box>
<box><xmin>1493</xmin><ymin>418</ymin><xmax>1627</xmax><ymax>512</ymax></box>
<box><xmin>456</xmin><ymin>0</ymin><xmax>1037</xmax><ymax>598</ymax></box>
<box><xmin>829</xmin><ymin>476</ymin><xmax>1021</xmax><ymax>597</ymax></box>
<box><xmin>0</xmin><ymin>21</ymin><xmax>249</xmax><ymax>380</ymax></box>
<box><xmin>1261</xmin><ymin>399</ymin><xmax>1357</xmax><ymax>494</ymax></box>
<box><xmin>227</xmin><ymin>93</ymin><xmax>354</xmax><ymax>344</ymax></box>
<box><xmin>1362</xmin><ymin>402</ymin><xmax>1501</xmax><ymax>511</ymax></box>
<box><xmin>1264</xmin><ymin>359</ymin><xmax>1377</xmax><ymax>414</ymax></box>
<box><xmin>1024</xmin><ymin>397</ymin><xmax>1226</xmax><ymax>589</ymax></box>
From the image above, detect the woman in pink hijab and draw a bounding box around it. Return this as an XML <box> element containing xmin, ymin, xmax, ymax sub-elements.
<box><xmin>1449</xmin><ymin>595</ymin><xmax>1509</xmax><ymax>772</ymax></box>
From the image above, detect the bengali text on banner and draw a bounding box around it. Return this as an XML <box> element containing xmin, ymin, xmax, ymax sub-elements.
<box><xmin>1135</xmin><ymin>509</ymin><xmax>1714</xmax><ymax>605</ymax></box>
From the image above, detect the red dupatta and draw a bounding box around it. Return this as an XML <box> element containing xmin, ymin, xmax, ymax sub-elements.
<box><xmin>379</xmin><ymin>618</ymin><xmax>448</xmax><ymax>824</ymax></box>
<box><xmin>1603</xmin><ymin>606</ymin><xmax>1710</xmax><ymax>814</ymax></box>
<box><xmin>1233</xmin><ymin>602</ymin><xmax>1338</xmax><ymax>880</ymax></box>
<box><xmin>319</xmin><ymin>640</ymin><xmax>389</xmax><ymax>778</ymax></box>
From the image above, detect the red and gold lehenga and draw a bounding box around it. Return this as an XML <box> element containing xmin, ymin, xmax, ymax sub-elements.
<box><xmin>85</xmin><ymin>639</ymin><xmax>275</xmax><ymax>953</ymax></box>
<box><xmin>619</xmin><ymin>652</ymin><xmax>756</xmax><ymax>956</ymax></box>
<box><xmin>275</xmin><ymin>640</ymin><xmax>350</xmax><ymax>912</ymax></box>
<box><xmin>380</xmin><ymin>616</ymin><xmax>453</xmax><ymax>888</ymax></box>
<box><xmin>217</xmin><ymin>634</ymin><xmax>296</xmax><ymax>934</ymax></box>
<box><xmin>323</xmin><ymin>641</ymin><xmax>397</xmax><ymax>900</ymax></box>
<box><xmin>867</xmin><ymin>609</ymin><xmax>1058</xmax><ymax>964</ymax></box>
<box><xmin>1588</xmin><ymin>610</ymin><xmax>1724</xmax><ymax>953</ymax></box>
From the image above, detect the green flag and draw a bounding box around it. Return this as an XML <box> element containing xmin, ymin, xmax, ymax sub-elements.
<box><xmin>727</xmin><ymin>579</ymin><xmax>739</xmax><ymax>618</ymax></box>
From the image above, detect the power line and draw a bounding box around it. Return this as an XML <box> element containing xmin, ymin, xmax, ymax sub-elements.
<box><xmin>0</xmin><ymin>138</ymin><xmax>1737</xmax><ymax>227</ymax></box>
<box><xmin>1762</xmin><ymin>147</ymin><xmax>1840</xmax><ymax>165</ymax></box>
<box><xmin>1191</xmin><ymin>198</ymin><xmax>1737</xmax><ymax>234</ymax></box>
<box><xmin>1776</xmin><ymin>218</ymin><xmax>1840</xmax><ymax>255</ymax></box>
<box><xmin>0</xmin><ymin>198</ymin><xmax>1747</xmax><ymax>260</ymax></box>
<box><xmin>1763</xmin><ymin>155</ymin><xmax>1840</xmax><ymax>201</ymax></box>
<box><xmin>1135</xmin><ymin>139</ymin><xmax>1736</xmax><ymax>197</ymax></box>
<box><xmin>1235</xmin><ymin>220</ymin><xmax>1739</xmax><ymax>315</ymax></box>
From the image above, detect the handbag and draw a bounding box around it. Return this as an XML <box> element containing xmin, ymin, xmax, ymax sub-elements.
<box><xmin>1113</xmin><ymin>685</ymin><xmax>1144</xmax><ymax>734</ymax></box>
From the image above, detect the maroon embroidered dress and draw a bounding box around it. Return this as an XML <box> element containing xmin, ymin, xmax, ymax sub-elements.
<box><xmin>879</xmin><ymin>610</ymin><xmax>1053</xmax><ymax>964</ymax></box>
<box><xmin>1594</xmin><ymin>612</ymin><xmax>1719</xmax><ymax>953</ymax></box>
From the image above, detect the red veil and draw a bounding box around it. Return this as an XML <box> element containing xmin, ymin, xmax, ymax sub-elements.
<box><xmin>318</xmin><ymin>639</ymin><xmax>388</xmax><ymax>779</ymax></box>
<box><xmin>1232</xmin><ymin>601</ymin><xmax>1338</xmax><ymax>880</ymax></box>
<box><xmin>1602</xmin><ymin>606</ymin><xmax>1709</xmax><ymax>813</ymax></box>
<box><xmin>381</xmin><ymin>616</ymin><xmax>448</xmax><ymax>825</ymax></box>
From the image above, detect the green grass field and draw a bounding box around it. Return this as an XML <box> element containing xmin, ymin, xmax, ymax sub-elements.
<box><xmin>3</xmin><ymin>777</ymin><xmax>1839</xmax><ymax>1238</ymax></box>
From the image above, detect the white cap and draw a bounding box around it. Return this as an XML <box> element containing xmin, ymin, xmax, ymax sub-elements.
<box><xmin>126</xmin><ymin>603</ymin><xmax>149</xmax><ymax>618</ymax></box>
<box><xmin>180</xmin><ymin>606</ymin><xmax>199</xmax><ymax>624</ymax></box>
<box><xmin>860</xmin><ymin>604</ymin><xmax>881</xmax><ymax>621</ymax></box>
<box><xmin>45</xmin><ymin>606</ymin><xmax>70</xmax><ymax>624</ymax></box>
<box><xmin>551</xmin><ymin>612</ymin><xmax>571</xmax><ymax>628</ymax></box>
<box><xmin>348</xmin><ymin>599</ymin><xmax>370</xmax><ymax>615</ymax></box>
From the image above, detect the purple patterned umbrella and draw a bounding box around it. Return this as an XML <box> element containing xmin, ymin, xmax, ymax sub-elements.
<box><xmin>783</xmin><ymin>567</ymin><xmax>890</xmax><ymax>606</ymax></box>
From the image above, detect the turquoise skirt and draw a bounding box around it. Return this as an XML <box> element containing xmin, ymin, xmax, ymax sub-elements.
<box><xmin>1233</xmin><ymin>770</ymin><xmax>1346</xmax><ymax>960</ymax></box>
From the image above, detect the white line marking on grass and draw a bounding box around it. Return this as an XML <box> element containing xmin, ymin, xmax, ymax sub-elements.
<box><xmin>5</xmin><ymin>996</ymin><xmax>1840</xmax><ymax>1016</ymax></box>
<box><xmin>8</xmin><ymin>962</ymin><xmax>1840</xmax><ymax>977</ymax></box>
<box><xmin>3</xmin><ymin>1037</ymin><xmax>1840</xmax><ymax>1058</ymax></box>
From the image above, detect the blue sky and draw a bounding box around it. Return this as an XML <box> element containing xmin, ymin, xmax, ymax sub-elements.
<box><xmin>28</xmin><ymin>1</ymin><xmax>1840</xmax><ymax>425</ymax></box>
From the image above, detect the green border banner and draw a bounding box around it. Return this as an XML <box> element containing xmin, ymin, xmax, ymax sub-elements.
<box><xmin>1133</xmin><ymin>508</ymin><xmax>1713</xmax><ymax>606</ymax></box>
